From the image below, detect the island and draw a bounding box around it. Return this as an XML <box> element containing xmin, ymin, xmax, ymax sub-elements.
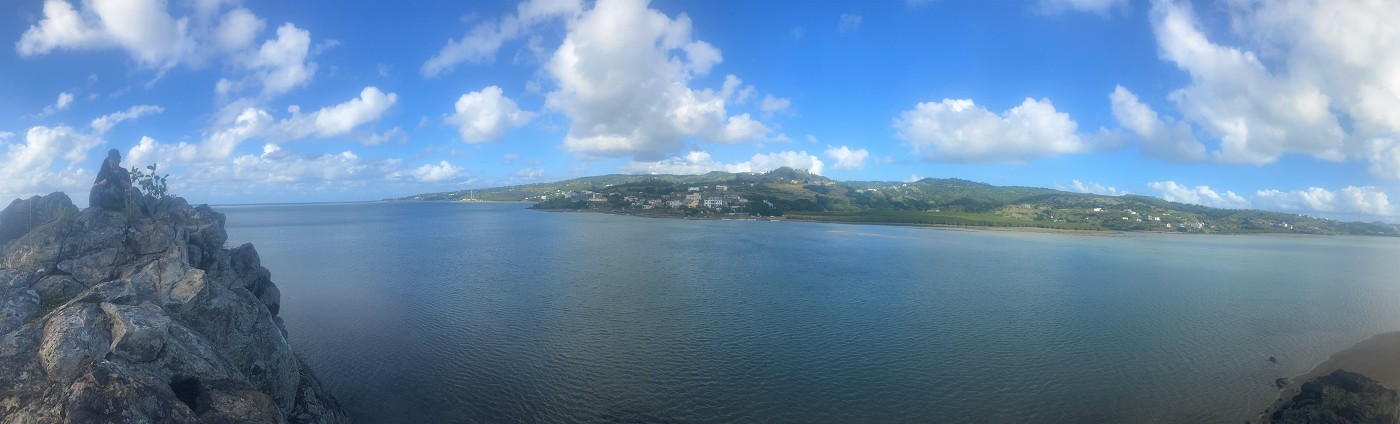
<box><xmin>394</xmin><ymin>167</ymin><xmax>1399</xmax><ymax>236</ymax></box>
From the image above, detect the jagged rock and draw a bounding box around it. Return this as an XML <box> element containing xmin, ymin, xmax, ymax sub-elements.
<box><xmin>1275</xmin><ymin>377</ymin><xmax>1290</xmax><ymax>388</ymax></box>
<box><xmin>0</xmin><ymin>193</ymin><xmax>79</xmax><ymax>248</ymax></box>
<box><xmin>1267</xmin><ymin>369</ymin><xmax>1400</xmax><ymax>424</ymax></box>
<box><xmin>0</xmin><ymin>194</ymin><xmax>344</xmax><ymax>423</ymax></box>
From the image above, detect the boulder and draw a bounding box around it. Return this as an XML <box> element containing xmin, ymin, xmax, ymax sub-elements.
<box><xmin>0</xmin><ymin>194</ymin><xmax>344</xmax><ymax>423</ymax></box>
<box><xmin>0</xmin><ymin>193</ymin><xmax>78</xmax><ymax>248</ymax></box>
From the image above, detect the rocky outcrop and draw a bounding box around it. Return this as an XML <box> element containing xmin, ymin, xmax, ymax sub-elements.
<box><xmin>1265</xmin><ymin>369</ymin><xmax>1400</xmax><ymax>424</ymax></box>
<box><xmin>0</xmin><ymin>192</ymin><xmax>345</xmax><ymax>423</ymax></box>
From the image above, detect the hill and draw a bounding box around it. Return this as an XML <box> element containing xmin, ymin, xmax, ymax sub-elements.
<box><xmin>391</xmin><ymin>168</ymin><xmax>1399</xmax><ymax>236</ymax></box>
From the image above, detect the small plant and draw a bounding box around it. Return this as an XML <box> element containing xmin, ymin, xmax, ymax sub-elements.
<box><xmin>92</xmin><ymin>314</ymin><xmax>109</xmax><ymax>328</ymax></box>
<box><xmin>130</xmin><ymin>163</ymin><xmax>171</xmax><ymax>199</ymax></box>
<box><xmin>36</xmin><ymin>291</ymin><xmax>75</xmax><ymax>321</ymax></box>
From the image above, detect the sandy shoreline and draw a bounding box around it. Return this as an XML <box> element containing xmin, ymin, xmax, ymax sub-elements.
<box><xmin>1261</xmin><ymin>331</ymin><xmax>1400</xmax><ymax>419</ymax></box>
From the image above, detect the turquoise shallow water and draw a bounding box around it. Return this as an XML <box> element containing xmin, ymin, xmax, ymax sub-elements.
<box><xmin>218</xmin><ymin>201</ymin><xmax>1400</xmax><ymax>423</ymax></box>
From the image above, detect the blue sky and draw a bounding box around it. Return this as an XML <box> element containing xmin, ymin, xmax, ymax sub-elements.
<box><xmin>1</xmin><ymin>0</ymin><xmax>1397</xmax><ymax>221</ymax></box>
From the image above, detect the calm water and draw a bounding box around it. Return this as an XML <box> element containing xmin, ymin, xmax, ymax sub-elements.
<box><xmin>219</xmin><ymin>201</ymin><xmax>1400</xmax><ymax>423</ymax></box>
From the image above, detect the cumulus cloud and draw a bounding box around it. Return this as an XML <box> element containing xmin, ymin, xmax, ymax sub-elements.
<box><xmin>823</xmin><ymin>145</ymin><xmax>869</xmax><ymax>170</ymax></box>
<box><xmin>91</xmin><ymin>105</ymin><xmax>164</xmax><ymax>133</ymax></box>
<box><xmin>127</xmin><ymin>87</ymin><xmax>395</xmax><ymax>169</ymax></box>
<box><xmin>213</xmin><ymin>7</ymin><xmax>265</xmax><ymax>52</ymax></box>
<box><xmin>1151</xmin><ymin>1</ymin><xmax>1345</xmax><ymax>166</ymax></box>
<box><xmin>17</xmin><ymin>0</ymin><xmax>196</xmax><ymax>70</ymax></box>
<box><xmin>446</xmin><ymin>86</ymin><xmax>534</xmax><ymax>143</ymax></box>
<box><xmin>0</xmin><ymin>125</ymin><xmax>105</xmax><ymax>201</ymax></box>
<box><xmin>624</xmin><ymin>150</ymin><xmax>824</xmax><ymax>175</ymax></box>
<box><xmin>1147</xmin><ymin>181</ymin><xmax>1249</xmax><ymax>209</ymax></box>
<box><xmin>422</xmin><ymin>0</ymin><xmax>582</xmax><ymax>77</ymax></box>
<box><xmin>1058</xmin><ymin>179</ymin><xmax>1126</xmax><ymax>196</ymax></box>
<box><xmin>1108</xmin><ymin>85</ymin><xmax>1206</xmax><ymax>162</ymax></box>
<box><xmin>248</xmin><ymin>23</ymin><xmax>316</xmax><ymax>97</ymax></box>
<box><xmin>1255</xmin><ymin>186</ymin><xmax>1392</xmax><ymax>217</ymax></box>
<box><xmin>544</xmin><ymin>0</ymin><xmax>773</xmax><ymax>159</ymax></box>
<box><xmin>1133</xmin><ymin>0</ymin><xmax>1400</xmax><ymax>180</ymax></box>
<box><xmin>894</xmin><ymin>97</ymin><xmax>1087</xmax><ymax>163</ymax></box>
<box><xmin>411</xmin><ymin>161</ymin><xmax>466</xmax><ymax>182</ymax></box>
<box><xmin>1040</xmin><ymin>0</ymin><xmax>1127</xmax><ymax>16</ymax></box>
<box><xmin>272</xmin><ymin>87</ymin><xmax>398</xmax><ymax>141</ymax></box>
<box><xmin>40</xmin><ymin>92</ymin><xmax>75</xmax><ymax>116</ymax></box>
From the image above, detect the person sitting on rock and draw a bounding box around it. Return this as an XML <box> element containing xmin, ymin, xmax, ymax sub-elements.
<box><xmin>89</xmin><ymin>149</ymin><xmax>132</xmax><ymax>211</ymax></box>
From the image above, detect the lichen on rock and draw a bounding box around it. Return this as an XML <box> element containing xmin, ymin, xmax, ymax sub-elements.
<box><xmin>0</xmin><ymin>192</ymin><xmax>345</xmax><ymax>423</ymax></box>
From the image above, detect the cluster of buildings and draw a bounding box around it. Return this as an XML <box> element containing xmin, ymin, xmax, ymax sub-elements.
<box><xmin>545</xmin><ymin>184</ymin><xmax>751</xmax><ymax>212</ymax></box>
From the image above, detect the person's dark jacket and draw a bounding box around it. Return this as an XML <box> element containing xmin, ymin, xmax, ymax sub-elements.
<box><xmin>89</xmin><ymin>160</ymin><xmax>131</xmax><ymax>211</ymax></box>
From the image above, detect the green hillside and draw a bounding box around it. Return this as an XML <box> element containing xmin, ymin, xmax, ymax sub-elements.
<box><xmin>390</xmin><ymin>168</ymin><xmax>1400</xmax><ymax>236</ymax></box>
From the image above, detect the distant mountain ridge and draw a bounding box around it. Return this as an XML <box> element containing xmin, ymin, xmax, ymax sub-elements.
<box><xmin>391</xmin><ymin>168</ymin><xmax>1399</xmax><ymax>236</ymax></box>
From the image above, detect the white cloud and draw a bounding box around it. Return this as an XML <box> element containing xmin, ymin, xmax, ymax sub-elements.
<box><xmin>894</xmin><ymin>97</ymin><xmax>1087</xmax><ymax>163</ymax></box>
<box><xmin>16</xmin><ymin>0</ymin><xmax>196</xmax><ymax>70</ymax></box>
<box><xmin>213</xmin><ymin>7</ymin><xmax>265</xmax><ymax>52</ymax></box>
<box><xmin>55</xmin><ymin>92</ymin><xmax>74</xmax><ymax>110</ymax></box>
<box><xmin>411</xmin><ymin>161</ymin><xmax>465</xmax><ymax>182</ymax></box>
<box><xmin>502</xmin><ymin>153</ymin><xmax>520</xmax><ymax>165</ymax></box>
<box><xmin>1255</xmin><ymin>186</ymin><xmax>1393</xmax><ymax>217</ymax></box>
<box><xmin>905</xmin><ymin>174</ymin><xmax>922</xmax><ymax>183</ymax></box>
<box><xmin>1057</xmin><ymin>179</ymin><xmax>1125</xmax><ymax>196</ymax></box>
<box><xmin>40</xmin><ymin>92</ymin><xmax>75</xmax><ymax>116</ymax></box>
<box><xmin>308</xmin><ymin>87</ymin><xmax>396</xmax><ymax>137</ymax></box>
<box><xmin>271</xmin><ymin>87</ymin><xmax>398</xmax><ymax>141</ymax></box>
<box><xmin>760</xmin><ymin>94</ymin><xmax>791</xmax><ymax>116</ymax></box>
<box><xmin>0</xmin><ymin>125</ymin><xmax>104</xmax><ymax>201</ymax></box>
<box><xmin>544</xmin><ymin>0</ymin><xmax>773</xmax><ymax>159</ymax></box>
<box><xmin>1366</xmin><ymin>139</ymin><xmax>1400</xmax><ymax>181</ymax></box>
<box><xmin>446</xmin><ymin>86</ymin><xmax>535</xmax><ymax>143</ymax></box>
<box><xmin>127</xmin><ymin>87</ymin><xmax>395</xmax><ymax>169</ymax></box>
<box><xmin>1147</xmin><ymin>181</ymin><xmax>1250</xmax><ymax>209</ymax></box>
<box><xmin>823</xmin><ymin>145</ymin><xmax>869</xmax><ymax>170</ymax></box>
<box><xmin>838</xmin><ymin>13</ymin><xmax>862</xmax><ymax>33</ymax></box>
<box><xmin>422</xmin><ymin>0</ymin><xmax>583</xmax><ymax>77</ymax></box>
<box><xmin>249</xmin><ymin>23</ymin><xmax>316</xmax><ymax>97</ymax></box>
<box><xmin>91</xmin><ymin>105</ymin><xmax>164</xmax><ymax>133</ymax></box>
<box><xmin>1039</xmin><ymin>0</ymin><xmax>1127</xmax><ymax>16</ymax></box>
<box><xmin>624</xmin><ymin>150</ymin><xmax>823</xmax><ymax>175</ymax></box>
<box><xmin>1108</xmin><ymin>85</ymin><xmax>1206</xmax><ymax>161</ymax></box>
<box><xmin>1137</xmin><ymin>0</ymin><xmax>1400</xmax><ymax>181</ymax></box>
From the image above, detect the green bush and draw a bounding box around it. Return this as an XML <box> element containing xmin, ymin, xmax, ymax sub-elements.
<box><xmin>130</xmin><ymin>163</ymin><xmax>171</xmax><ymax>198</ymax></box>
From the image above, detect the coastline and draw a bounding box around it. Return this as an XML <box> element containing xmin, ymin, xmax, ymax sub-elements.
<box><xmin>1260</xmin><ymin>331</ymin><xmax>1400</xmax><ymax>420</ymax></box>
<box><xmin>526</xmin><ymin>207</ymin><xmax>1346</xmax><ymax>237</ymax></box>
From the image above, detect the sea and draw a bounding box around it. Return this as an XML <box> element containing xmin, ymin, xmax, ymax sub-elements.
<box><xmin>217</xmin><ymin>201</ymin><xmax>1400</xmax><ymax>423</ymax></box>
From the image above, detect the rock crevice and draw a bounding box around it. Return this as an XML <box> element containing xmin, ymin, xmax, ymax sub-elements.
<box><xmin>0</xmin><ymin>192</ymin><xmax>345</xmax><ymax>423</ymax></box>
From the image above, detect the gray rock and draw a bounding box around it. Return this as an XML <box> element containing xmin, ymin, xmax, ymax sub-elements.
<box><xmin>0</xmin><ymin>287</ymin><xmax>39</xmax><ymax>334</ymax></box>
<box><xmin>1267</xmin><ymin>369</ymin><xmax>1399</xmax><ymax>423</ymax></box>
<box><xmin>0</xmin><ymin>193</ymin><xmax>78</xmax><ymax>248</ymax></box>
<box><xmin>101</xmin><ymin>302</ymin><xmax>170</xmax><ymax>363</ymax></box>
<box><xmin>0</xmin><ymin>193</ymin><xmax>344</xmax><ymax>423</ymax></box>
<box><xmin>33</xmin><ymin>275</ymin><xmax>83</xmax><ymax>301</ymax></box>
